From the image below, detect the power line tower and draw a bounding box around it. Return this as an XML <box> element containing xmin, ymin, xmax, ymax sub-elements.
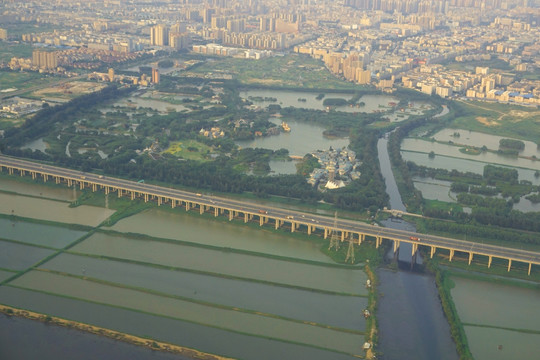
<box><xmin>345</xmin><ymin>237</ymin><xmax>355</xmax><ymax>264</ymax></box>
<box><xmin>328</xmin><ymin>211</ymin><xmax>340</xmax><ymax>251</ymax></box>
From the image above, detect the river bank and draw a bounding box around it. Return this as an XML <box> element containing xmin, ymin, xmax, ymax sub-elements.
<box><xmin>0</xmin><ymin>305</ymin><xmax>233</xmax><ymax>360</ymax></box>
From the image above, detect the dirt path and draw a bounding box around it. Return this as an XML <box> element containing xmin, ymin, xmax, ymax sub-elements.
<box><xmin>1</xmin><ymin>305</ymin><xmax>234</xmax><ymax>360</ymax></box>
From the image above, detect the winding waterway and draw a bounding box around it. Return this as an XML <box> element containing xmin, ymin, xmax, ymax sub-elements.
<box><xmin>376</xmin><ymin>134</ymin><xmax>458</xmax><ymax>360</ymax></box>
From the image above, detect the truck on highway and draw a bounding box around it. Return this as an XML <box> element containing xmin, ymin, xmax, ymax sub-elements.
<box><xmin>286</xmin><ymin>215</ymin><xmax>294</xmax><ymax>219</ymax></box>
<box><xmin>410</xmin><ymin>236</ymin><xmax>420</xmax><ymax>241</ymax></box>
<box><xmin>258</xmin><ymin>210</ymin><xmax>268</xmax><ymax>215</ymax></box>
<box><xmin>196</xmin><ymin>193</ymin><xmax>202</xmax><ymax>197</ymax></box>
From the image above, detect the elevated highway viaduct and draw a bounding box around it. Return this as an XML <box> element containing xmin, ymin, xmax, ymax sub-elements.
<box><xmin>1</xmin><ymin>154</ymin><xmax>539</xmax><ymax>275</ymax></box>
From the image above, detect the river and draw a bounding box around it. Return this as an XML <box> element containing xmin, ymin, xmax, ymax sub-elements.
<box><xmin>376</xmin><ymin>134</ymin><xmax>458</xmax><ymax>360</ymax></box>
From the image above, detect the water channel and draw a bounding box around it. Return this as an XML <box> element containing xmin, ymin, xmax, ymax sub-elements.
<box><xmin>376</xmin><ymin>134</ymin><xmax>458</xmax><ymax>360</ymax></box>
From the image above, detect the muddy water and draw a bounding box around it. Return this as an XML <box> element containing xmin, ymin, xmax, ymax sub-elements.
<box><xmin>450</xmin><ymin>277</ymin><xmax>540</xmax><ymax>331</ymax></box>
<box><xmin>71</xmin><ymin>232</ymin><xmax>368</xmax><ymax>295</ymax></box>
<box><xmin>12</xmin><ymin>270</ymin><xmax>364</xmax><ymax>354</ymax></box>
<box><xmin>0</xmin><ymin>240</ymin><xmax>55</xmax><ymax>271</ymax></box>
<box><xmin>0</xmin><ymin>286</ymin><xmax>360</xmax><ymax>360</ymax></box>
<box><xmin>0</xmin><ymin>313</ymin><xmax>192</xmax><ymax>360</ymax></box>
<box><xmin>0</xmin><ymin>177</ymin><xmax>78</xmax><ymax>201</ymax></box>
<box><xmin>43</xmin><ymin>253</ymin><xmax>367</xmax><ymax>330</ymax></box>
<box><xmin>450</xmin><ymin>276</ymin><xmax>540</xmax><ymax>360</ymax></box>
<box><xmin>0</xmin><ymin>192</ymin><xmax>114</xmax><ymax>226</ymax></box>
<box><xmin>0</xmin><ymin>218</ymin><xmax>86</xmax><ymax>249</ymax></box>
<box><xmin>110</xmin><ymin>208</ymin><xmax>335</xmax><ymax>264</ymax></box>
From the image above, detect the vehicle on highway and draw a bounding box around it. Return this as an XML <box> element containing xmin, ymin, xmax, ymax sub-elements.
<box><xmin>258</xmin><ymin>210</ymin><xmax>268</xmax><ymax>215</ymax></box>
<box><xmin>410</xmin><ymin>236</ymin><xmax>420</xmax><ymax>241</ymax></box>
<box><xmin>196</xmin><ymin>193</ymin><xmax>202</xmax><ymax>197</ymax></box>
<box><xmin>286</xmin><ymin>215</ymin><xmax>294</xmax><ymax>219</ymax></box>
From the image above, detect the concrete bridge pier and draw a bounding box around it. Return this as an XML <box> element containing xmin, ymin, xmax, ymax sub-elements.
<box><xmin>80</xmin><ymin>181</ymin><xmax>84</xmax><ymax>190</ymax></box>
<box><xmin>67</xmin><ymin>179</ymin><xmax>72</xmax><ymax>187</ymax></box>
<box><xmin>171</xmin><ymin>199</ymin><xmax>176</xmax><ymax>208</ymax></box>
<box><xmin>275</xmin><ymin>219</ymin><xmax>280</xmax><ymax>229</ymax></box>
<box><xmin>185</xmin><ymin>202</ymin><xmax>190</xmax><ymax>211</ymax></box>
<box><xmin>8</xmin><ymin>167</ymin><xmax>13</xmax><ymax>175</ymax></box>
<box><xmin>488</xmin><ymin>256</ymin><xmax>492</xmax><ymax>268</ymax></box>
<box><xmin>20</xmin><ymin>169</ymin><xmax>25</xmax><ymax>177</ymax></box>
<box><xmin>157</xmin><ymin>197</ymin><xmax>162</xmax><ymax>206</ymax></box>
<box><xmin>259</xmin><ymin>216</ymin><xmax>264</xmax><ymax>226</ymax></box>
<box><xmin>507</xmin><ymin>259</ymin><xmax>512</xmax><ymax>272</ymax></box>
<box><xmin>529</xmin><ymin>263</ymin><xmax>532</xmax><ymax>276</ymax></box>
<box><xmin>144</xmin><ymin>193</ymin><xmax>148</xmax><ymax>202</ymax></box>
<box><xmin>307</xmin><ymin>225</ymin><xmax>311</xmax><ymax>235</ymax></box>
<box><xmin>43</xmin><ymin>174</ymin><xmax>48</xmax><ymax>182</ymax></box>
<box><xmin>117</xmin><ymin>188</ymin><xmax>122</xmax><ymax>198</ymax></box>
<box><xmin>468</xmin><ymin>252</ymin><xmax>473</xmax><ymax>265</ymax></box>
<box><xmin>244</xmin><ymin>213</ymin><xmax>248</xmax><ymax>223</ymax></box>
<box><xmin>290</xmin><ymin>222</ymin><xmax>295</xmax><ymax>233</ymax></box>
<box><xmin>32</xmin><ymin>172</ymin><xmax>36</xmax><ymax>180</ymax></box>
<box><xmin>214</xmin><ymin>208</ymin><xmax>218</xmax><ymax>217</ymax></box>
<box><xmin>105</xmin><ymin>187</ymin><xmax>109</xmax><ymax>195</ymax></box>
<box><xmin>449</xmin><ymin>249</ymin><xmax>455</xmax><ymax>262</ymax></box>
<box><xmin>229</xmin><ymin>210</ymin><xmax>234</xmax><ymax>221</ymax></box>
<box><xmin>375</xmin><ymin>236</ymin><xmax>382</xmax><ymax>249</ymax></box>
<box><xmin>55</xmin><ymin>176</ymin><xmax>60</xmax><ymax>184</ymax></box>
<box><xmin>324</xmin><ymin>228</ymin><xmax>328</xmax><ymax>239</ymax></box>
<box><xmin>358</xmin><ymin>233</ymin><xmax>364</xmax><ymax>245</ymax></box>
<box><xmin>393</xmin><ymin>240</ymin><xmax>400</xmax><ymax>255</ymax></box>
<box><xmin>199</xmin><ymin>204</ymin><xmax>205</xmax><ymax>214</ymax></box>
<box><xmin>430</xmin><ymin>246</ymin><xmax>436</xmax><ymax>258</ymax></box>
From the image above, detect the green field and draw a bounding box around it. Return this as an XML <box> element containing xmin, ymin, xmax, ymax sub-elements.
<box><xmin>0</xmin><ymin>71</ymin><xmax>54</xmax><ymax>91</ymax></box>
<box><xmin>450</xmin><ymin>100</ymin><xmax>540</xmax><ymax>143</ymax></box>
<box><xmin>163</xmin><ymin>140</ymin><xmax>211</xmax><ymax>161</ymax></box>
<box><xmin>189</xmin><ymin>54</ymin><xmax>360</xmax><ymax>90</ymax></box>
<box><xmin>0</xmin><ymin>42</ymin><xmax>34</xmax><ymax>63</ymax></box>
<box><xmin>2</xmin><ymin>23</ymin><xmax>68</xmax><ymax>38</ymax></box>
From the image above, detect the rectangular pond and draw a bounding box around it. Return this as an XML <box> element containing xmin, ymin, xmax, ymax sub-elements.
<box><xmin>0</xmin><ymin>218</ymin><xmax>87</xmax><ymax>249</ymax></box>
<box><xmin>42</xmin><ymin>253</ymin><xmax>366</xmax><ymax>330</ymax></box>
<box><xmin>70</xmin><ymin>232</ymin><xmax>368</xmax><ymax>296</ymax></box>
<box><xmin>0</xmin><ymin>192</ymin><xmax>114</xmax><ymax>227</ymax></box>
<box><xmin>0</xmin><ymin>240</ymin><xmax>55</xmax><ymax>271</ymax></box>
<box><xmin>0</xmin><ymin>286</ymin><xmax>360</xmax><ymax>360</ymax></box>
<box><xmin>110</xmin><ymin>208</ymin><xmax>336</xmax><ymax>264</ymax></box>
<box><xmin>11</xmin><ymin>270</ymin><xmax>363</xmax><ymax>355</ymax></box>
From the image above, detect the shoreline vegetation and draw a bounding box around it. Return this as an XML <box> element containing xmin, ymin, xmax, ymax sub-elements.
<box><xmin>0</xmin><ymin>305</ymin><xmax>235</xmax><ymax>360</ymax></box>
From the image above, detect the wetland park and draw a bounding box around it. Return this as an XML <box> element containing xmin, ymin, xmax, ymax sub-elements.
<box><xmin>1</xmin><ymin>53</ymin><xmax>540</xmax><ymax>360</ymax></box>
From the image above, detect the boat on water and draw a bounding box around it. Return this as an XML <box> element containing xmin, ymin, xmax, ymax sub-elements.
<box><xmin>281</xmin><ymin>121</ymin><xmax>291</xmax><ymax>132</ymax></box>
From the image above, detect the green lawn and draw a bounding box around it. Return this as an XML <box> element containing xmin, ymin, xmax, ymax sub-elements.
<box><xmin>190</xmin><ymin>54</ymin><xmax>361</xmax><ymax>90</ymax></box>
<box><xmin>449</xmin><ymin>100</ymin><xmax>540</xmax><ymax>143</ymax></box>
<box><xmin>163</xmin><ymin>140</ymin><xmax>212</xmax><ymax>161</ymax></box>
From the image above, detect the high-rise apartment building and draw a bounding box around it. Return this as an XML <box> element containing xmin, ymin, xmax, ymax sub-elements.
<box><xmin>152</xmin><ymin>68</ymin><xmax>160</xmax><ymax>84</ymax></box>
<box><xmin>32</xmin><ymin>50</ymin><xmax>57</xmax><ymax>70</ymax></box>
<box><xmin>150</xmin><ymin>24</ymin><xmax>169</xmax><ymax>46</ymax></box>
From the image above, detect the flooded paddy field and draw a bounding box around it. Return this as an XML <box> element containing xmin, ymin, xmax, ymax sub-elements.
<box><xmin>0</xmin><ymin>218</ymin><xmax>87</xmax><ymax>249</ymax></box>
<box><xmin>450</xmin><ymin>275</ymin><xmax>540</xmax><ymax>360</ymax></box>
<box><xmin>0</xmin><ymin>286</ymin><xmax>362</xmax><ymax>360</ymax></box>
<box><xmin>43</xmin><ymin>253</ymin><xmax>367</xmax><ymax>330</ymax></box>
<box><xmin>0</xmin><ymin>176</ymin><xmax>78</xmax><ymax>201</ymax></box>
<box><xmin>0</xmin><ymin>240</ymin><xmax>56</xmax><ymax>271</ymax></box>
<box><xmin>0</xmin><ymin>192</ymin><xmax>114</xmax><ymax>226</ymax></box>
<box><xmin>11</xmin><ymin>270</ymin><xmax>363</xmax><ymax>354</ymax></box>
<box><xmin>0</xmin><ymin>178</ymin><xmax>370</xmax><ymax>359</ymax></box>
<box><xmin>0</xmin><ymin>313</ymin><xmax>192</xmax><ymax>360</ymax></box>
<box><xmin>110</xmin><ymin>208</ymin><xmax>335</xmax><ymax>264</ymax></box>
<box><xmin>70</xmin><ymin>232</ymin><xmax>368</xmax><ymax>295</ymax></box>
<box><xmin>0</xmin><ymin>270</ymin><xmax>16</xmax><ymax>282</ymax></box>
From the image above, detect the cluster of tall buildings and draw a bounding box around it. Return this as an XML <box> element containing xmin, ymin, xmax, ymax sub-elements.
<box><xmin>149</xmin><ymin>23</ymin><xmax>191</xmax><ymax>50</ymax></box>
<box><xmin>32</xmin><ymin>50</ymin><xmax>58</xmax><ymax>70</ymax></box>
<box><xmin>344</xmin><ymin>0</ymin><xmax>524</xmax><ymax>13</ymax></box>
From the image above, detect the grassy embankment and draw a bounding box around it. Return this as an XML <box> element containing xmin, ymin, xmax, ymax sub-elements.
<box><xmin>0</xmin><ymin>305</ymin><xmax>234</xmax><ymax>360</ymax></box>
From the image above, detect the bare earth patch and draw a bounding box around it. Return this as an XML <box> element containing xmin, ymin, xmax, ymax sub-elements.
<box><xmin>476</xmin><ymin>116</ymin><xmax>499</xmax><ymax>127</ymax></box>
